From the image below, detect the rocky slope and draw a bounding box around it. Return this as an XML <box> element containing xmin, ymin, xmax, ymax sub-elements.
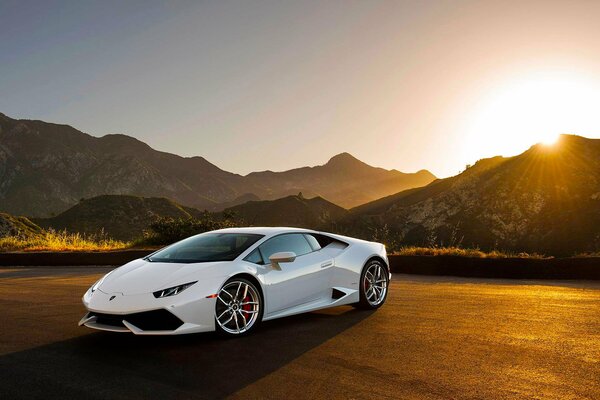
<box><xmin>346</xmin><ymin>135</ymin><xmax>600</xmax><ymax>256</ymax></box>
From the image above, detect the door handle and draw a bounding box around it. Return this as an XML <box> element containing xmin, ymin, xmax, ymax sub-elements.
<box><xmin>320</xmin><ymin>261</ymin><xmax>333</xmax><ymax>268</ymax></box>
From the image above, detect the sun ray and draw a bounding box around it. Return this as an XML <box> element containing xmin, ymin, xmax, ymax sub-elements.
<box><xmin>461</xmin><ymin>72</ymin><xmax>600</xmax><ymax>165</ymax></box>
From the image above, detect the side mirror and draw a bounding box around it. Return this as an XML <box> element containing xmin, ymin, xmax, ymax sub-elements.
<box><xmin>269</xmin><ymin>252</ymin><xmax>296</xmax><ymax>270</ymax></box>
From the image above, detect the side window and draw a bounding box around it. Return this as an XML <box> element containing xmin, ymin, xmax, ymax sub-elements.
<box><xmin>244</xmin><ymin>248</ymin><xmax>264</xmax><ymax>265</ymax></box>
<box><xmin>304</xmin><ymin>234</ymin><xmax>321</xmax><ymax>251</ymax></box>
<box><xmin>259</xmin><ymin>234</ymin><xmax>313</xmax><ymax>264</ymax></box>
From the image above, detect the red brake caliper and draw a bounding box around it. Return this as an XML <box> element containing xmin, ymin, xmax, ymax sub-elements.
<box><xmin>242</xmin><ymin>295</ymin><xmax>252</xmax><ymax>321</ymax></box>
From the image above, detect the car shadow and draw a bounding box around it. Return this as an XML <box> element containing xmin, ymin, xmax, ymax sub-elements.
<box><xmin>0</xmin><ymin>306</ymin><xmax>373</xmax><ymax>399</ymax></box>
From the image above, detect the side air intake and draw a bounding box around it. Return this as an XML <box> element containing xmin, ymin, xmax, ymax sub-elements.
<box><xmin>332</xmin><ymin>288</ymin><xmax>346</xmax><ymax>300</ymax></box>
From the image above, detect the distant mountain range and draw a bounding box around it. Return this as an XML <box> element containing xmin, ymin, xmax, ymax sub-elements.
<box><xmin>344</xmin><ymin>135</ymin><xmax>600</xmax><ymax>256</ymax></box>
<box><xmin>0</xmin><ymin>112</ymin><xmax>435</xmax><ymax>217</ymax></box>
<box><xmin>244</xmin><ymin>152</ymin><xmax>435</xmax><ymax>209</ymax></box>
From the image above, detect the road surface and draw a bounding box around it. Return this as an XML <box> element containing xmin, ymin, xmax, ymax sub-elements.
<box><xmin>0</xmin><ymin>266</ymin><xmax>599</xmax><ymax>399</ymax></box>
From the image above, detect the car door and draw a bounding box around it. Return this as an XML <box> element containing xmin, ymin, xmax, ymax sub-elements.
<box><xmin>258</xmin><ymin>233</ymin><xmax>331</xmax><ymax>315</ymax></box>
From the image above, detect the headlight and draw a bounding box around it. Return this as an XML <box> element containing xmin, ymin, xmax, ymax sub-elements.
<box><xmin>90</xmin><ymin>271</ymin><xmax>113</xmax><ymax>293</ymax></box>
<box><xmin>153</xmin><ymin>281</ymin><xmax>197</xmax><ymax>298</ymax></box>
<box><xmin>90</xmin><ymin>279</ymin><xmax>102</xmax><ymax>293</ymax></box>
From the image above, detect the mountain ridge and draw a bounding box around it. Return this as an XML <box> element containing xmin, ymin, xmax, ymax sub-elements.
<box><xmin>0</xmin><ymin>112</ymin><xmax>436</xmax><ymax>216</ymax></box>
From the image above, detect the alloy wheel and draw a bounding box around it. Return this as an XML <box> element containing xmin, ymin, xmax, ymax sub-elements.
<box><xmin>215</xmin><ymin>280</ymin><xmax>260</xmax><ymax>335</ymax></box>
<box><xmin>363</xmin><ymin>262</ymin><xmax>388</xmax><ymax>306</ymax></box>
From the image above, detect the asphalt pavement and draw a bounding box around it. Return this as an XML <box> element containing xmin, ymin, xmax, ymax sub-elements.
<box><xmin>0</xmin><ymin>266</ymin><xmax>598</xmax><ymax>399</ymax></box>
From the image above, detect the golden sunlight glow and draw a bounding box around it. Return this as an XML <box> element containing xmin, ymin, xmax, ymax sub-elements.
<box><xmin>540</xmin><ymin>133</ymin><xmax>560</xmax><ymax>146</ymax></box>
<box><xmin>461</xmin><ymin>72</ymin><xmax>600</xmax><ymax>164</ymax></box>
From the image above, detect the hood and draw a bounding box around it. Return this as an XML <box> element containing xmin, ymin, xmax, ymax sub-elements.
<box><xmin>99</xmin><ymin>258</ymin><xmax>229</xmax><ymax>295</ymax></box>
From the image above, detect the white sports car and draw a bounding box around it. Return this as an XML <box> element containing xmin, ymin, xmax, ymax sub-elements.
<box><xmin>80</xmin><ymin>227</ymin><xmax>390</xmax><ymax>337</ymax></box>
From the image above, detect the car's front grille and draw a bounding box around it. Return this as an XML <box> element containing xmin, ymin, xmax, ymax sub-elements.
<box><xmin>91</xmin><ymin>312</ymin><xmax>126</xmax><ymax>328</ymax></box>
<box><xmin>89</xmin><ymin>309</ymin><xmax>184</xmax><ymax>331</ymax></box>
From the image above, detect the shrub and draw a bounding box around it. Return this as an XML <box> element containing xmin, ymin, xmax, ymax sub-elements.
<box><xmin>393</xmin><ymin>246</ymin><xmax>549</xmax><ymax>259</ymax></box>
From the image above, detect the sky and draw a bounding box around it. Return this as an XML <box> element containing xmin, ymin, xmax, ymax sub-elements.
<box><xmin>2</xmin><ymin>0</ymin><xmax>600</xmax><ymax>178</ymax></box>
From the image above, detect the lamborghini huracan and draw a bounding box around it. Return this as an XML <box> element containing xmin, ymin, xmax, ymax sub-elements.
<box><xmin>80</xmin><ymin>227</ymin><xmax>390</xmax><ymax>337</ymax></box>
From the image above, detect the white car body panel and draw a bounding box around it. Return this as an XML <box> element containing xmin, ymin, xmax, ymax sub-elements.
<box><xmin>81</xmin><ymin>227</ymin><xmax>389</xmax><ymax>335</ymax></box>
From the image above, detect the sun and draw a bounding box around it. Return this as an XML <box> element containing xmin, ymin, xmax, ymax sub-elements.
<box><xmin>461</xmin><ymin>71</ymin><xmax>600</xmax><ymax>162</ymax></box>
<box><xmin>540</xmin><ymin>133</ymin><xmax>560</xmax><ymax>146</ymax></box>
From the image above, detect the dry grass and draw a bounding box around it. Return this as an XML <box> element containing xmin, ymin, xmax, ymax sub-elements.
<box><xmin>0</xmin><ymin>232</ymin><xmax>560</xmax><ymax>258</ymax></box>
<box><xmin>0</xmin><ymin>230</ymin><xmax>130</xmax><ymax>252</ymax></box>
<box><xmin>574</xmin><ymin>252</ymin><xmax>600</xmax><ymax>258</ymax></box>
<box><xmin>393</xmin><ymin>246</ymin><xmax>550</xmax><ymax>259</ymax></box>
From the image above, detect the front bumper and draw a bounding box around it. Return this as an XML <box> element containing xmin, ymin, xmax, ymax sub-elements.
<box><xmin>81</xmin><ymin>287</ymin><xmax>217</xmax><ymax>335</ymax></box>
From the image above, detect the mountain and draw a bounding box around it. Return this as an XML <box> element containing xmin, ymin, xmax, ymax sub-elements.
<box><xmin>0</xmin><ymin>113</ymin><xmax>435</xmax><ymax>216</ymax></box>
<box><xmin>0</xmin><ymin>113</ymin><xmax>259</xmax><ymax>217</ymax></box>
<box><xmin>34</xmin><ymin>195</ymin><xmax>205</xmax><ymax>241</ymax></box>
<box><xmin>246</xmin><ymin>152</ymin><xmax>435</xmax><ymax>209</ymax></box>
<box><xmin>345</xmin><ymin>135</ymin><xmax>600</xmax><ymax>256</ymax></box>
<box><xmin>223</xmin><ymin>194</ymin><xmax>348</xmax><ymax>230</ymax></box>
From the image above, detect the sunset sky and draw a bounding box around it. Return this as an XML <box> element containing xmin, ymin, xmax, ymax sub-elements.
<box><xmin>2</xmin><ymin>0</ymin><xmax>600</xmax><ymax>177</ymax></box>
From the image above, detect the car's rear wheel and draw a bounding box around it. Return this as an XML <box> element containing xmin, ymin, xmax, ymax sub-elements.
<box><xmin>355</xmin><ymin>259</ymin><xmax>389</xmax><ymax>309</ymax></box>
<box><xmin>215</xmin><ymin>278</ymin><xmax>263</xmax><ymax>337</ymax></box>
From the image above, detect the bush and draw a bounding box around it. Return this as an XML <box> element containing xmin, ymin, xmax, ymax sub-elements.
<box><xmin>393</xmin><ymin>246</ymin><xmax>549</xmax><ymax>259</ymax></box>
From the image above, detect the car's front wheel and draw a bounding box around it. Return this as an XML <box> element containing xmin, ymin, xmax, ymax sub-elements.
<box><xmin>214</xmin><ymin>277</ymin><xmax>263</xmax><ymax>337</ymax></box>
<box><xmin>355</xmin><ymin>259</ymin><xmax>389</xmax><ymax>309</ymax></box>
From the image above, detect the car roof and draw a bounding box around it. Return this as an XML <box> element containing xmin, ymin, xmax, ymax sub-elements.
<box><xmin>210</xmin><ymin>227</ymin><xmax>317</xmax><ymax>237</ymax></box>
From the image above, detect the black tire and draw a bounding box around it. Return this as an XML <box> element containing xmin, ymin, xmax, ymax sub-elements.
<box><xmin>355</xmin><ymin>259</ymin><xmax>389</xmax><ymax>310</ymax></box>
<box><xmin>214</xmin><ymin>277</ymin><xmax>264</xmax><ymax>337</ymax></box>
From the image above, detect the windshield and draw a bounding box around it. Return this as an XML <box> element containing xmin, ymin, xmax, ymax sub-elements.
<box><xmin>147</xmin><ymin>233</ymin><xmax>263</xmax><ymax>263</ymax></box>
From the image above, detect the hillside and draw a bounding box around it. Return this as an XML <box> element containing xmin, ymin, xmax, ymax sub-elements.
<box><xmin>223</xmin><ymin>194</ymin><xmax>348</xmax><ymax>230</ymax></box>
<box><xmin>33</xmin><ymin>193</ymin><xmax>349</xmax><ymax>240</ymax></box>
<box><xmin>0</xmin><ymin>113</ymin><xmax>435</xmax><ymax>216</ymax></box>
<box><xmin>345</xmin><ymin>135</ymin><xmax>600</xmax><ymax>256</ymax></box>
<box><xmin>0</xmin><ymin>213</ymin><xmax>42</xmax><ymax>238</ymax></box>
<box><xmin>34</xmin><ymin>195</ymin><xmax>205</xmax><ymax>241</ymax></box>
